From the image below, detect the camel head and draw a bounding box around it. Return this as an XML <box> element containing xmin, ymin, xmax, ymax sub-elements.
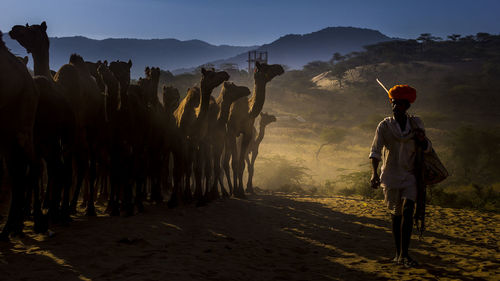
<box><xmin>260</xmin><ymin>112</ymin><xmax>277</xmax><ymax>127</ymax></box>
<box><xmin>17</xmin><ymin>56</ymin><xmax>29</xmax><ymax>65</ymax></box>
<box><xmin>9</xmin><ymin>21</ymin><xmax>49</xmax><ymax>54</ymax></box>
<box><xmin>254</xmin><ymin>62</ymin><xmax>284</xmax><ymax>83</ymax></box>
<box><xmin>97</xmin><ymin>63</ymin><xmax>118</xmax><ymax>86</ymax></box>
<box><xmin>145</xmin><ymin>66</ymin><xmax>161</xmax><ymax>81</ymax></box>
<box><xmin>69</xmin><ymin>53</ymin><xmax>86</xmax><ymax>67</ymax></box>
<box><xmin>200</xmin><ymin>68</ymin><xmax>229</xmax><ymax>93</ymax></box>
<box><xmin>162</xmin><ymin>85</ymin><xmax>180</xmax><ymax>113</ymax></box>
<box><xmin>109</xmin><ymin>59</ymin><xmax>132</xmax><ymax>93</ymax></box>
<box><xmin>220</xmin><ymin>81</ymin><xmax>251</xmax><ymax>104</ymax></box>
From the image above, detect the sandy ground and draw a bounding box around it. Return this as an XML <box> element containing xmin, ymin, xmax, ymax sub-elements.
<box><xmin>0</xmin><ymin>193</ymin><xmax>498</xmax><ymax>281</ymax></box>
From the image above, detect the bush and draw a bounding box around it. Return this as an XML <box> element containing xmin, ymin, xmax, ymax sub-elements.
<box><xmin>276</xmin><ymin>184</ymin><xmax>306</xmax><ymax>194</ymax></box>
<box><xmin>428</xmin><ymin>183</ymin><xmax>500</xmax><ymax>212</ymax></box>
<box><xmin>253</xmin><ymin>155</ymin><xmax>311</xmax><ymax>190</ymax></box>
<box><xmin>329</xmin><ymin>170</ymin><xmax>384</xmax><ymax>199</ymax></box>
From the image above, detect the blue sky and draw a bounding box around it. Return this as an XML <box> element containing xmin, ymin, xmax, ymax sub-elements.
<box><xmin>2</xmin><ymin>0</ymin><xmax>499</xmax><ymax>46</ymax></box>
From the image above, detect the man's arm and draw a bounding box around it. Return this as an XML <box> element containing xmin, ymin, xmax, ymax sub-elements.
<box><xmin>370</xmin><ymin>157</ymin><xmax>380</xmax><ymax>189</ymax></box>
<box><xmin>369</xmin><ymin>121</ymin><xmax>384</xmax><ymax>189</ymax></box>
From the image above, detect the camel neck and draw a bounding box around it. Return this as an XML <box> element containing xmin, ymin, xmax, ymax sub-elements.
<box><xmin>248</xmin><ymin>80</ymin><xmax>266</xmax><ymax>119</ymax></box>
<box><xmin>256</xmin><ymin>124</ymin><xmax>267</xmax><ymax>144</ymax></box>
<box><xmin>197</xmin><ymin>86</ymin><xmax>212</xmax><ymax>119</ymax></box>
<box><xmin>217</xmin><ymin>100</ymin><xmax>231</xmax><ymax>124</ymax></box>
<box><xmin>32</xmin><ymin>49</ymin><xmax>52</xmax><ymax>79</ymax></box>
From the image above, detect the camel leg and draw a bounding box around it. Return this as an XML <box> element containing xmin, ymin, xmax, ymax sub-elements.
<box><xmin>70</xmin><ymin>151</ymin><xmax>87</xmax><ymax>214</ymax></box>
<box><xmin>46</xmin><ymin>153</ymin><xmax>64</xmax><ymax>223</ymax></box>
<box><xmin>1</xmin><ymin>138</ymin><xmax>30</xmax><ymax>240</ymax></box>
<box><xmin>86</xmin><ymin>154</ymin><xmax>97</xmax><ymax>217</ymax></box>
<box><xmin>149</xmin><ymin>152</ymin><xmax>163</xmax><ymax>205</ymax></box>
<box><xmin>183</xmin><ymin>143</ymin><xmax>194</xmax><ymax>204</ymax></box>
<box><xmin>30</xmin><ymin>160</ymin><xmax>49</xmax><ymax>233</ymax></box>
<box><xmin>222</xmin><ymin>137</ymin><xmax>235</xmax><ymax>195</ymax></box>
<box><xmin>235</xmin><ymin>134</ymin><xmax>251</xmax><ymax>198</ymax></box>
<box><xmin>193</xmin><ymin>145</ymin><xmax>204</xmax><ymax>202</ymax></box>
<box><xmin>211</xmin><ymin>144</ymin><xmax>224</xmax><ymax>200</ymax></box>
<box><xmin>204</xmin><ymin>145</ymin><xmax>213</xmax><ymax>200</ymax></box>
<box><xmin>108</xmin><ymin>147</ymin><xmax>124</xmax><ymax>216</ymax></box>
<box><xmin>231</xmin><ymin>148</ymin><xmax>239</xmax><ymax>197</ymax></box>
<box><xmin>167</xmin><ymin>142</ymin><xmax>183</xmax><ymax>208</ymax></box>
<box><xmin>60</xmin><ymin>151</ymin><xmax>73</xmax><ymax>224</ymax></box>
<box><xmin>246</xmin><ymin>151</ymin><xmax>258</xmax><ymax>194</ymax></box>
<box><xmin>135</xmin><ymin>176</ymin><xmax>145</xmax><ymax>213</ymax></box>
<box><xmin>122</xmin><ymin>152</ymin><xmax>138</xmax><ymax>217</ymax></box>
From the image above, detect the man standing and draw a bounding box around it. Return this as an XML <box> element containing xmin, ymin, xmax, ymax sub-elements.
<box><xmin>369</xmin><ymin>85</ymin><xmax>431</xmax><ymax>267</ymax></box>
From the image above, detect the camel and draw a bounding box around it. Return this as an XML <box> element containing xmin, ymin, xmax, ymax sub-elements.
<box><xmin>105</xmin><ymin>60</ymin><xmax>136</xmax><ymax>215</ymax></box>
<box><xmin>205</xmin><ymin>82</ymin><xmax>251</xmax><ymax>201</ymax></box>
<box><xmin>9</xmin><ymin>22</ymin><xmax>77</xmax><ymax>225</ymax></box>
<box><xmin>98</xmin><ymin>61</ymin><xmax>138</xmax><ymax>216</ymax></box>
<box><xmin>85</xmin><ymin>60</ymin><xmax>106</xmax><ymax>93</ymax></box>
<box><xmin>168</xmin><ymin>68</ymin><xmax>229</xmax><ymax>207</ymax></box>
<box><xmin>64</xmin><ymin>54</ymin><xmax>106</xmax><ymax>217</ymax></box>
<box><xmin>245</xmin><ymin>112</ymin><xmax>276</xmax><ymax>193</ymax></box>
<box><xmin>142</xmin><ymin>67</ymin><xmax>168</xmax><ymax>204</ymax></box>
<box><xmin>9</xmin><ymin>21</ymin><xmax>106</xmax><ymax>217</ymax></box>
<box><xmin>0</xmin><ymin>31</ymin><xmax>39</xmax><ymax>239</ymax></box>
<box><xmin>109</xmin><ymin>60</ymin><xmax>132</xmax><ymax>107</ymax></box>
<box><xmin>160</xmin><ymin>85</ymin><xmax>180</xmax><ymax>196</ymax></box>
<box><xmin>223</xmin><ymin>62</ymin><xmax>284</xmax><ymax>198</ymax></box>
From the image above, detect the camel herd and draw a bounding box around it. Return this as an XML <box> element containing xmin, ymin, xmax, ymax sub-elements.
<box><xmin>0</xmin><ymin>21</ymin><xmax>283</xmax><ymax>240</ymax></box>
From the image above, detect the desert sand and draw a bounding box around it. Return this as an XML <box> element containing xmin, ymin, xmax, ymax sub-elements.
<box><xmin>0</xmin><ymin>193</ymin><xmax>498</xmax><ymax>281</ymax></box>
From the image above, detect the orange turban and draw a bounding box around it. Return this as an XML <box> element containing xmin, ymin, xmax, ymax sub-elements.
<box><xmin>388</xmin><ymin>85</ymin><xmax>416</xmax><ymax>103</ymax></box>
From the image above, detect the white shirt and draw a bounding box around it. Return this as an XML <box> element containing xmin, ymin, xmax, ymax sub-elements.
<box><xmin>369</xmin><ymin>116</ymin><xmax>432</xmax><ymax>190</ymax></box>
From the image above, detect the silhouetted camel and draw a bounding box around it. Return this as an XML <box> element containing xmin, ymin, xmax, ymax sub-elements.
<box><xmin>205</xmin><ymin>82</ymin><xmax>251</xmax><ymax>200</ymax></box>
<box><xmin>223</xmin><ymin>62</ymin><xmax>284</xmax><ymax>198</ymax></box>
<box><xmin>245</xmin><ymin>112</ymin><xmax>276</xmax><ymax>193</ymax></box>
<box><xmin>0</xmin><ymin>31</ymin><xmax>39</xmax><ymax>239</ymax></box>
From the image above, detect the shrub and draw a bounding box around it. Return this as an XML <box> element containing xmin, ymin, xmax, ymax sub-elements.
<box><xmin>253</xmin><ymin>155</ymin><xmax>311</xmax><ymax>190</ymax></box>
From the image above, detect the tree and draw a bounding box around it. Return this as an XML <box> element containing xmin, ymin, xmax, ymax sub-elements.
<box><xmin>303</xmin><ymin>60</ymin><xmax>331</xmax><ymax>75</ymax></box>
<box><xmin>329</xmin><ymin>52</ymin><xmax>346</xmax><ymax>65</ymax></box>
<box><xmin>417</xmin><ymin>33</ymin><xmax>442</xmax><ymax>43</ymax></box>
<box><xmin>449</xmin><ymin>127</ymin><xmax>500</xmax><ymax>185</ymax></box>
<box><xmin>476</xmin><ymin>32</ymin><xmax>492</xmax><ymax>42</ymax></box>
<box><xmin>315</xmin><ymin>127</ymin><xmax>347</xmax><ymax>160</ymax></box>
<box><xmin>330</xmin><ymin>63</ymin><xmax>347</xmax><ymax>88</ymax></box>
<box><xmin>447</xmin><ymin>34</ymin><xmax>462</xmax><ymax>41</ymax></box>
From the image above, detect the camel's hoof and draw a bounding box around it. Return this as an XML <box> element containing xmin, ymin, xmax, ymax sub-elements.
<box><xmin>34</xmin><ymin>221</ymin><xmax>49</xmax><ymax>234</ymax></box>
<box><xmin>234</xmin><ymin>193</ymin><xmax>247</xmax><ymax>199</ymax></box>
<box><xmin>85</xmin><ymin>206</ymin><xmax>97</xmax><ymax>217</ymax></box>
<box><xmin>167</xmin><ymin>198</ymin><xmax>178</xmax><ymax>209</ymax></box>
<box><xmin>68</xmin><ymin>205</ymin><xmax>78</xmax><ymax>215</ymax></box>
<box><xmin>136</xmin><ymin>202</ymin><xmax>145</xmax><ymax>213</ymax></box>
<box><xmin>124</xmin><ymin>208</ymin><xmax>134</xmax><ymax>218</ymax></box>
<box><xmin>110</xmin><ymin>207</ymin><xmax>120</xmax><ymax>217</ymax></box>
<box><xmin>196</xmin><ymin>199</ymin><xmax>208</xmax><ymax>208</ymax></box>
<box><xmin>60</xmin><ymin>212</ymin><xmax>73</xmax><ymax>225</ymax></box>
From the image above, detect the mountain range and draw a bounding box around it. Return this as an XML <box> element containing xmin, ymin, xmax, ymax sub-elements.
<box><xmin>3</xmin><ymin>27</ymin><xmax>392</xmax><ymax>78</ymax></box>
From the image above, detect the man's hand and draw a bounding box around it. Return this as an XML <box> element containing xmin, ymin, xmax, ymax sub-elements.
<box><xmin>414</xmin><ymin>128</ymin><xmax>426</xmax><ymax>142</ymax></box>
<box><xmin>414</xmin><ymin>128</ymin><xmax>428</xmax><ymax>149</ymax></box>
<box><xmin>370</xmin><ymin>173</ymin><xmax>380</xmax><ymax>189</ymax></box>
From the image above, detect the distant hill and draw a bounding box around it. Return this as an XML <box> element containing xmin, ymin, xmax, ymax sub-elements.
<box><xmin>3</xmin><ymin>34</ymin><xmax>256</xmax><ymax>78</ymax></box>
<box><xmin>208</xmin><ymin>27</ymin><xmax>394</xmax><ymax>71</ymax></box>
<box><xmin>3</xmin><ymin>26</ymin><xmax>392</xmax><ymax>77</ymax></box>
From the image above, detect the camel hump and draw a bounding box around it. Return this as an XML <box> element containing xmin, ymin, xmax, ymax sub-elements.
<box><xmin>54</xmin><ymin>64</ymin><xmax>81</xmax><ymax>96</ymax></box>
